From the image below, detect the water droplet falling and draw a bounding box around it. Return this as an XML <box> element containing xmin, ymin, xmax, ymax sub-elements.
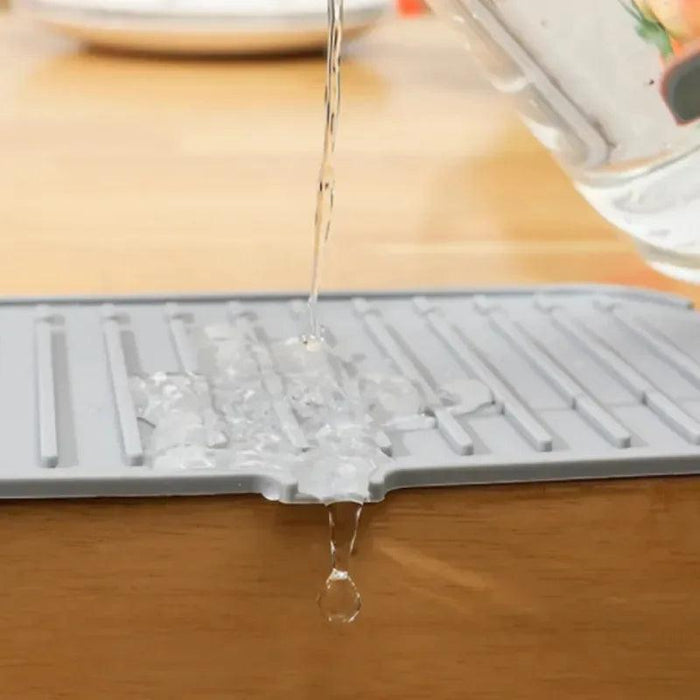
<box><xmin>318</xmin><ymin>501</ymin><xmax>362</xmax><ymax>624</ymax></box>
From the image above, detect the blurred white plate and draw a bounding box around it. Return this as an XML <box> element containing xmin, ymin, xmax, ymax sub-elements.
<box><xmin>19</xmin><ymin>0</ymin><xmax>392</xmax><ymax>55</ymax></box>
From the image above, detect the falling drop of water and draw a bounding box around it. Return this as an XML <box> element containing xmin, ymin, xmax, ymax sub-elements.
<box><xmin>318</xmin><ymin>501</ymin><xmax>362</xmax><ymax>624</ymax></box>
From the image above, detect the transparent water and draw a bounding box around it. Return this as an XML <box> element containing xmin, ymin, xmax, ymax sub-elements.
<box><xmin>318</xmin><ymin>502</ymin><xmax>363</xmax><ymax>623</ymax></box>
<box><xmin>131</xmin><ymin>0</ymin><xmax>372</xmax><ymax>622</ymax></box>
<box><xmin>129</xmin><ymin>0</ymin><xmax>500</xmax><ymax>623</ymax></box>
<box><xmin>308</xmin><ymin>0</ymin><xmax>344</xmax><ymax>340</ymax></box>
<box><xmin>576</xmin><ymin>146</ymin><xmax>700</xmax><ymax>282</ymax></box>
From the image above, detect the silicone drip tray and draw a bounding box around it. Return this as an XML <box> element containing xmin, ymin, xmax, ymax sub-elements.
<box><xmin>4</xmin><ymin>285</ymin><xmax>700</xmax><ymax>503</ymax></box>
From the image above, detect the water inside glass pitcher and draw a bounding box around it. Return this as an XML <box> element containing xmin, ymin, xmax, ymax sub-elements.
<box><xmin>428</xmin><ymin>0</ymin><xmax>700</xmax><ymax>282</ymax></box>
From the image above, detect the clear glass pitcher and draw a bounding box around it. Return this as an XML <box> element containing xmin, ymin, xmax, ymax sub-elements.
<box><xmin>427</xmin><ymin>0</ymin><xmax>700</xmax><ymax>282</ymax></box>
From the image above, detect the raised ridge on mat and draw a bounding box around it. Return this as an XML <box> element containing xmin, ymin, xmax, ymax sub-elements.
<box><xmin>34</xmin><ymin>305</ymin><xmax>58</xmax><ymax>469</ymax></box>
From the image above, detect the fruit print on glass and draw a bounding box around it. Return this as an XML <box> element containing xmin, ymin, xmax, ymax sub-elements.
<box><xmin>622</xmin><ymin>0</ymin><xmax>700</xmax><ymax>123</ymax></box>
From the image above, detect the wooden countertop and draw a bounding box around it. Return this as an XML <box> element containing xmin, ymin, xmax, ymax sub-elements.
<box><xmin>1</xmin><ymin>13</ymin><xmax>700</xmax><ymax>699</ymax></box>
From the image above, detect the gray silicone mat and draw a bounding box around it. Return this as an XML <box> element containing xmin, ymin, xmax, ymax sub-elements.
<box><xmin>4</xmin><ymin>285</ymin><xmax>700</xmax><ymax>503</ymax></box>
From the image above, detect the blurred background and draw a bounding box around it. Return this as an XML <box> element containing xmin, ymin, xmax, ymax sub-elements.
<box><xmin>2</xmin><ymin>0</ymin><xmax>681</xmax><ymax>304</ymax></box>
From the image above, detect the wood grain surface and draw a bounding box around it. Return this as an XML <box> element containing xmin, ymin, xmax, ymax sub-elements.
<box><xmin>1</xmin><ymin>13</ymin><xmax>700</xmax><ymax>699</ymax></box>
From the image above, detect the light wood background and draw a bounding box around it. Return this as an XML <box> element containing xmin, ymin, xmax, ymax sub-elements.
<box><xmin>1</xmin><ymin>12</ymin><xmax>700</xmax><ymax>699</ymax></box>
